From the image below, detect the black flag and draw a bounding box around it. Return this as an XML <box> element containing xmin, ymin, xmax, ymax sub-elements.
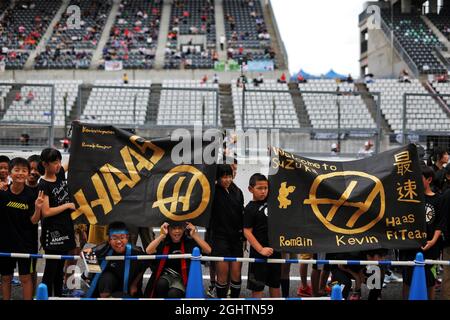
<box><xmin>68</xmin><ymin>122</ymin><xmax>218</xmax><ymax>228</ymax></box>
<box><xmin>268</xmin><ymin>144</ymin><xmax>426</xmax><ymax>253</ymax></box>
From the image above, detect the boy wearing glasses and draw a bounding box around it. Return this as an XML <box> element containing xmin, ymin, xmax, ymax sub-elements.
<box><xmin>82</xmin><ymin>222</ymin><xmax>149</xmax><ymax>298</ymax></box>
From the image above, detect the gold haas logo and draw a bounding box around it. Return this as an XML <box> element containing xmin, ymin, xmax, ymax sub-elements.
<box><xmin>278</xmin><ymin>182</ymin><xmax>296</xmax><ymax>209</ymax></box>
<box><xmin>153</xmin><ymin>165</ymin><xmax>211</xmax><ymax>221</ymax></box>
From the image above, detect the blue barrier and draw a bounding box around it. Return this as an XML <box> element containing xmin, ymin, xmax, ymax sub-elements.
<box><xmin>409</xmin><ymin>252</ymin><xmax>428</xmax><ymax>300</ymax></box>
<box><xmin>9</xmin><ymin>249</ymin><xmax>439</xmax><ymax>300</ymax></box>
<box><xmin>330</xmin><ymin>285</ymin><xmax>343</xmax><ymax>301</ymax></box>
<box><xmin>186</xmin><ymin>247</ymin><xmax>205</xmax><ymax>298</ymax></box>
<box><xmin>36</xmin><ymin>283</ymin><xmax>48</xmax><ymax>300</ymax></box>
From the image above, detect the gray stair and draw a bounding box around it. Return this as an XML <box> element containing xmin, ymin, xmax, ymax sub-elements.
<box><xmin>154</xmin><ymin>0</ymin><xmax>172</xmax><ymax>69</ymax></box>
<box><xmin>25</xmin><ymin>0</ymin><xmax>70</xmax><ymax>69</ymax></box>
<box><xmin>74</xmin><ymin>84</ymin><xmax>92</xmax><ymax>121</ymax></box>
<box><xmin>424</xmin><ymin>81</ymin><xmax>450</xmax><ymax>118</ymax></box>
<box><xmin>288</xmin><ymin>82</ymin><xmax>311</xmax><ymax>128</ymax></box>
<box><xmin>90</xmin><ymin>0</ymin><xmax>120</xmax><ymax>69</ymax></box>
<box><xmin>355</xmin><ymin>83</ymin><xmax>391</xmax><ymax>133</ymax></box>
<box><xmin>0</xmin><ymin>84</ymin><xmax>22</xmax><ymax>120</ymax></box>
<box><xmin>261</xmin><ymin>0</ymin><xmax>286</xmax><ymax>70</ymax></box>
<box><xmin>146</xmin><ymin>83</ymin><xmax>161</xmax><ymax>125</ymax></box>
<box><xmin>219</xmin><ymin>83</ymin><xmax>235</xmax><ymax>128</ymax></box>
<box><xmin>214</xmin><ymin>0</ymin><xmax>227</xmax><ymax>60</ymax></box>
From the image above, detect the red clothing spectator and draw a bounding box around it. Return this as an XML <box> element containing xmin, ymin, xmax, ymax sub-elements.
<box><xmin>25</xmin><ymin>91</ymin><xmax>34</xmax><ymax>104</ymax></box>
<box><xmin>15</xmin><ymin>92</ymin><xmax>22</xmax><ymax>101</ymax></box>
<box><xmin>278</xmin><ymin>73</ymin><xmax>287</xmax><ymax>83</ymax></box>
<box><xmin>183</xmin><ymin>11</ymin><xmax>190</xmax><ymax>18</ymax></box>
<box><xmin>297</xmin><ymin>74</ymin><xmax>306</xmax><ymax>83</ymax></box>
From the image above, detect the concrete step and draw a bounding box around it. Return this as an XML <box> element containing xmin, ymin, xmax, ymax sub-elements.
<box><xmin>219</xmin><ymin>83</ymin><xmax>234</xmax><ymax>128</ymax></box>
<box><xmin>154</xmin><ymin>0</ymin><xmax>173</xmax><ymax>69</ymax></box>
<box><xmin>355</xmin><ymin>83</ymin><xmax>391</xmax><ymax>133</ymax></box>
<box><xmin>423</xmin><ymin>80</ymin><xmax>450</xmax><ymax>119</ymax></box>
<box><xmin>261</xmin><ymin>0</ymin><xmax>287</xmax><ymax>70</ymax></box>
<box><xmin>75</xmin><ymin>84</ymin><xmax>93</xmax><ymax>121</ymax></box>
<box><xmin>214</xmin><ymin>0</ymin><xmax>227</xmax><ymax>61</ymax></box>
<box><xmin>90</xmin><ymin>0</ymin><xmax>120</xmax><ymax>69</ymax></box>
<box><xmin>25</xmin><ymin>0</ymin><xmax>70</xmax><ymax>69</ymax></box>
<box><xmin>288</xmin><ymin>82</ymin><xmax>311</xmax><ymax>128</ymax></box>
<box><xmin>0</xmin><ymin>84</ymin><xmax>21</xmax><ymax>120</ymax></box>
<box><xmin>146</xmin><ymin>83</ymin><xmax>162</xmax><ymax>125</ymax></box>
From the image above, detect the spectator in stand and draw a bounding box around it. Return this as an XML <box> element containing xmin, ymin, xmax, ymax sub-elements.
<box><xmin>357</xmin><ymin>141</ymin><xmax>374</xmax><ymax>158</ymax></box>
<box><xmin>346</xmin><ymin>74</ymin><xmax>354</xmax><ymax>83</ymax></box>
<box><xmin>277</xmin><ymin>72</ymin><xmax>287</xmax><ymax>84</ymax></box>
<box><xmin>25</xmin><ymin>91</ymin><xmax>34</xmax><ymax>105</ymax></box>
<box><xmin>297</xmin><ymin>73</ymin><xmax>307</xmax><ymax>84</ymax></box>
<box><xmin>399</xmin><ymin>69</ymin><xmax>411</xmax><ymax>83</ymax></box>
<box><xmin>253</xmin><ymin>73</ymin><xmax>264</xmax><ymax>87</ymax></box>
<box><xmin>436</xmin><ymin>74</ymin><xmax>448</xmax><ymax>83</ymax></box>
<box><xmin>15</xmin><ymin>92</ymin><xmax>22</xmax><ymax>101</ymax></box>
<box><xmin>20</xmin><ymin>134</ymin><xmax>30</xmax><ymax>146</ymax></box>
<box><xmin>364</xmin><ymin>73</ymin><xmax>374</xmax><ymax>84</ymax></box>
<box><xmin>122</xmin><ymin>73</ymin><xmax>129</xmax><ymax>84</ymax></box>
<box><xmin>227</xmin><ymin>47</ymin><xmax>234</xmax><ymax>59</ymax></box>
<box><xmin>201</xmin><ymin>74</ymin><xmax>208</xmax><ymax>84</ymax></box>
<box><xmin>220</xmin><ymin>34</ymin><xmax>226</xmax><ymax>51</ymax></box>
<box><xmin>213</xmin><ymin>74</ymin><xmax>219</xmax><ymax>84</ymax></box>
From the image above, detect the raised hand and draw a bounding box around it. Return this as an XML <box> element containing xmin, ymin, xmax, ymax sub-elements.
<box><xmin>160</xmin><ymin>222</ymin><xmax>169</xmax><ymax>236</ymax></box>
<box><xmin>35</xmin><ymin>190</ymin><xmax>45</xmax><ymax>210</ymax></box>
<box><xmin>186</xmin><ymin>222</ymin><xmax>197</xmax><ymax>237</ymax></box>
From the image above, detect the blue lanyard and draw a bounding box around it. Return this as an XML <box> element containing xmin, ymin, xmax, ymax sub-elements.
<box><xmin>123</xmin><ymin>244</ymin><xmax>132</xmax><ymax>294</ymax></box>
<box><xmin>86</xmin><ymin>244</ymin><xmax>132</xmax><ymax>298</ymax></box>
<box><xmin>86</xmin><ymin>248</ymin><xmax>113</xmax><ymax>298</ymax></box>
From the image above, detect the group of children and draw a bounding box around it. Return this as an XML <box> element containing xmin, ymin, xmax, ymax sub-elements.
<box><xmin>0</xmin><ymin>150</ymin><xmax>449</xmax><ymax>300</ymax></box>
<box><xmin>0</xmin><ymin>149</ymin><xmax>77</xmax><ymax>299</ymax></box>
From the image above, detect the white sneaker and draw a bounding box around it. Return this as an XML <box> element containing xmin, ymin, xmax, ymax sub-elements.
<box><xmin>384</xmin><ymin>273</ymin><xmax>401</xmax><ymax>283</ymax></box>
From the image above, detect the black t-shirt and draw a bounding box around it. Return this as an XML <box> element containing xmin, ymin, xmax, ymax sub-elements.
<box><xmin>38</xmin><ymin>168</ymin><xmax>75</xmax><ymax>251</ymax></box>
<box><xmin>155</xmin><ymin>235</ymin><xmax>196</xmax><ymax>275</ymax></box>
<box><xmin>400</xmin><ymin>193</ymin><xmax>446</xmax><ymax>260</ymax></box>
<box><xmin>442</xmin><ymin>190</ymin><xmax>450</xmax><ymax>247</ymax></box>
<box><xmin>243</xmin><ymin>200</ymin><xmax>269</xmax><ymax>256</ymax></box>
<box><xmin>210</xmin><ymin>184</ymin><xmax>244</xmax><ymax>241</ymax></box>
<box><xmin>0</xmin><ymin>185</ymin><xmax>38</xmax><ymax>253</ymax></box>
<box><xmin>229</xmin><ymin>182</ymin><xmax>244</xmax><ymax>208</ymax></box>
<box><xmin>424</xmin><ymin>193</ymin><xmax>445</xmax><ymax>257</ymax></box>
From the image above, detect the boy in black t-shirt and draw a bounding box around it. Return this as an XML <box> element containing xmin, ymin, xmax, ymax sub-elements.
<box><xmin>210</xmin><ymin>164</ymin><xmax>244</xmax><ymax>298</ymax></box>
<box><xmin>0</xmin><ymin>157</ymin><xmax>43</xmax><ymax>300</ymax></box>
<box><xmin>400</xmin><ymin>166</ymin><xmax>445</xmax><ymax>300</ymax></box>
<box><xmin>243</xmin><ymin>173</ymin><xmax>281</xmax><ymax>298</ymax></box>
<box><xmin>145</xmin><ymin>221</ymin><xmax>211</xmax><ymax>298</ymax></box>
<box><xmin>0</xmin><ymin>155</ymin><xmax>10</xmax><ymax>187</ymax></box>
<box><xmin>26</xmin><ymin>154</ymin><xmax>41</xmax><ymax>293</ymax></box>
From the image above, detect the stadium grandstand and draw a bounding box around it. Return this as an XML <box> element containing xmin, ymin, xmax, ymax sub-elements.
<box><xmin>0</xmin><ymin>0</ymin><xmax>449</xmax><ymax>156</ymax></box>
<box><xmin>2</xmin><ymin>0</ymin><xmax>450</xmax><ymax>304</ymax></box>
